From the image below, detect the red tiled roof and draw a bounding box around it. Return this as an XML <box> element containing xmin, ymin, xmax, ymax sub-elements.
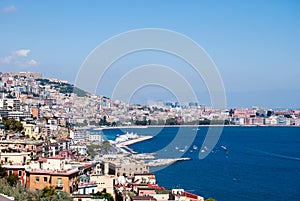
<box><xmin>38</xmin><ymin>158</ymin><xmax>47</xmax><ymax>162</ymax></box>
<box><xmin>183</xmin><ymin>192</ymin><xmax>198</xmax><ymax>199</ymax></box>
<box><xmin>131</xmin><ymin>196</ymin><xmax>157</xmax><ymax>201</ymax></box>
<box><xmin>148</xmin><ymin>184</ymin><xmax>165</xmax><ymax>190</ymax></box>
<box><xmin>48</xmin><ymin>156</ymin><xmax>64</xmax><ymax>160</ymax></box>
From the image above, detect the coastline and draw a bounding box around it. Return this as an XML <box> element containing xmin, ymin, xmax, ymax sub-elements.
<box><xmin>92</xmin><ymin>124</ymin><xmax>300</xmax><ymax>131</ymax></box>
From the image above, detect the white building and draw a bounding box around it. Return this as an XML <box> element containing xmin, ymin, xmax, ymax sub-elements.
<box><xmin>70</xmin><ymin>144</ymin><xmax>87</xmax><ymax>155</ymax></box>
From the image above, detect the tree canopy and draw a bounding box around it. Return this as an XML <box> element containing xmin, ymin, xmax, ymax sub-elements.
<box><xmin>3</xmin><ymin>117</ymin><xmax>23</xmax><ymax>132</ymax></box>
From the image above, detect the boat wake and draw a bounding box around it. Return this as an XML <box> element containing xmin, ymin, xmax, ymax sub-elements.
<box><xmin>250</xmin><ymin>148</ymin><xmax>300</xmax><ymax>162</ymax></box>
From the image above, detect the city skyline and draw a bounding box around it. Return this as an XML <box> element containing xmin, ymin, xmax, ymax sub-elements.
<box><xmin>0</xmin><ymin>1</ymin><xmax>299</xmax><ymax>108</ymax></box>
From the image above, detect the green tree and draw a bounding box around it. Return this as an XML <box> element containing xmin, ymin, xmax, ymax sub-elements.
<box><xmin>0</xmin><ymin>165</ymin><xmax>6</xmax><ymax>178</ymax></box>
<box><xmin>41</xmin><ymin>186</ymin><xmax>57</xmax><ymax>198</ymax></box>
<box><xmin>165</xmin><ymin>118</ymin><xmax>179</xmax><ymax>125</ymax></box>
<box><xmin>0</xmin><ymin>178</ymin><xmax>73</xmax><ymax>201</ymax></box>
<box><xmin>198</xmin><ymin>119</ymin><xmax>211</xmax><ymax>125</ymax></box>
<box><xmin>3</xmin><ymin>117</ymin><xmax>23</xmax><ymax>132</ymax></box>
<box><xmin>92</xmin><ymin>190</ymin><xmax>114</xmax><ymax>201</ymax></box>
<box><xmin>205</xmin><ymin>198</ymin><xmax>217</xmax><ymax>201</ymax></box>
<box><xmin>101</xmin><ymin>140</ymin><xmax>111</xmax><ymax>149</ymax></box>
<box><xmin>7</xmin><ymin>174</ymin><xmax>18</xmax><ymax>186</ymax></box>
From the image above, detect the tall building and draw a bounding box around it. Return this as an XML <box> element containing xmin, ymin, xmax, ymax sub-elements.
<box><xmin>31</xmin><ymin>107</ymin><xmax>39</xmax><ymax>119</ymax></box>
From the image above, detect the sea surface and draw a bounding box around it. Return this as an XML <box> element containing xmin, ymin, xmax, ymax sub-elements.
<box><xmin>100</xmin><ymin>126</ymin><xmax>300</xmax><ymax>201</ymax></box>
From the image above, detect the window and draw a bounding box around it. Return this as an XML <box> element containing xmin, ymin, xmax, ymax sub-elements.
<box><xmin>8</xmin><ymin>170</ymin><xmax>13</xmax><ymax>175</ymax></box>
<box><xmin>43</xmin><ymin>177</ymin><xmax>47</xmax><ymax>182</ymax></box>
<box><xmin>4</xmin><ymin>157</ymin><xmax>8</xmax><ymax>163</ymax></box>
<box><xmin>18</xmin><ymin>170</ymin><xmax>22</xmax><ymax>177</ymax></box>
<box><xmin>57</xmin><ymin>178</ymin><xmax>62</xmax><ymax>186</ymax></box>
<box><xmin>35</xmin><ymin>176</ymin><xmax>39</xmax><ymax>182</ymax></box>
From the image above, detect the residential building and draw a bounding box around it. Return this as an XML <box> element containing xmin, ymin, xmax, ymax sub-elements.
<box><xmin>2</xmin><ymin>164</ymin><xmax>27</xmax><ymax>185</ymax></box>
<box><xmin>25</xmin><ymin>168</ymin><xmax>79</xmax><ymax>194</ymax></box>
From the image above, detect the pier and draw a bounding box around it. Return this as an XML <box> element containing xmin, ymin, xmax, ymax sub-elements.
<box><xmin>116</xmin><ymin>135</ymin><xmax>153</xmax><ymax>154</ymax></box>
<box><xmin>147</xmin><ymin>158</ymin><xmax>191</xmax><ymax>167</ymax></box>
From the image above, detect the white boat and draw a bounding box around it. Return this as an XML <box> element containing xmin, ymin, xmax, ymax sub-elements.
<box><xmin>193</xmin><ymin>145</ymin><xmax>198</xmax><ymax>150</ymax></box>
<box><xmin>179</xmin><ymin>149</ymin><xmax>185</xmax><ymax>152</ymax></box>
<box><xmin>201</xmin><ymin>146</ymin><xmax>208</xmax><ymax>153</ymax></box>
<box><xmin>221</xmin><ymin>145</ymin><xmax>227</xmax><ymax>150</ymax></box>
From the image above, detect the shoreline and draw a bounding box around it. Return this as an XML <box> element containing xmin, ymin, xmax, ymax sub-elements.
<box><xmin>91</xmin><ymin>124</ymin><xmax>300</xmax><ymax>131</ymax></box>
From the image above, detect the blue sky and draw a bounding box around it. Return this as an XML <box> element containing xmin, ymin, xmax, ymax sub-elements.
<box><xmin>0</xmin><ymin>1</ymin><xmax>299</xmax><ymax>108</ymax></box>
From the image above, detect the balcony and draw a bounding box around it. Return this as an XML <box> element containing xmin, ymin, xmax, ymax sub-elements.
<box><xmin>56</xmin><ymin>183</ymin><xmax>63</xmax><ymax>189</ymax></box>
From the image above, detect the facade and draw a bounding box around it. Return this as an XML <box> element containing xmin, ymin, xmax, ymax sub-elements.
<box><xmin>70</xmin><ymin>129</ymin><xmax>89</xmax><ymax>143</ymax></box>
<box><xmin>151</xmin><ymin>194</ymin><xmax>170</xmax><ymax>201</ymax></box>
<box><xmin>90</xmin><ymin>174</ymin><xmax>115</xmax><ymax>196</ymax></box>
<box><xmin>89</xmin><ymin>133</ymin><xmax>102</xmax><ymax>143</ymax></box>
<box><xmin>31</xmin><ymin>107</ymin><xmax>39</xmax><ymax>119</ymax></box>
<box><xmin>133</xmin><ymin>173</ymin><xmax>156</xmax><ymax>185</ymax></box>
<box><xmin>104</xmin><ymin>160</ymin><xmax>149</xmax><ymax>177</ymax></box>
<box><xmin>77</xmin><ymin>181</ymin><xmax>98</xmax><ymax>194</ymax></box>
<box><xmin>2</xmin><ymin>165</ymin><xmax>27</xmax><ymax>186</ymax></box>
<box><xmin>0</xmin><ymin>151</ymin><xmax>31</xmax><ymax>165</ymax></box>
<box><xmin>130</xmin><ymin>196</ymin><xmax>157</xmax><ymax>201</ymax></box>
<box><xmin>22</xmin><ymin>122</ymin><xmax>37</xmax><ymax>137</ymax></box>
<box><xmin>70</xmin><ymin>144</ymin><xmax>87</xmax><ymax>156</ymax></box>
<box><xmin>137</xmin><ymin>188</ymin><xmax>156</xmax><ymax>196</ymax></box>
<box><xmin>8</xmin><ymin>111</ymin><xmax>31</xmax><ymax>120</ymax></box>
<box><xmin>0</xmin><ymin>140</ymin><xmax>44</xmax><ymax>158</ymax></box>
<box><xmin>25</xmin><ymin>168</ymin><xmax>79</xmax><ymax>193</ymax></box>
<box><xmin>170</xmin><ymin>189</ymin><xmax>204</xmax><ymax>201</ymax></box>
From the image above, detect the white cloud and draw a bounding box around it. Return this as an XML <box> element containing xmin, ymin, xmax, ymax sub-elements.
<box><xmin>26</xmin><ymin>59</ymin><xmax>38</xmax><ymax>66</ymax></box>
<box><xmin>2</xmin><ymin>5</ymin><xmax>17</xmax><ymax>13</ymax></box>
<box><xmin>0</xmin><ymin>49</ymin><xmax>38</xmax><ymax>68</ymax></box>
<box><xmin>12</xmin><ymin>49</ymin><xmax>31</xmax><ymax>57</ymax></box>
<box><xmin>0</xmin><ymin>56</ymin><xmax>13</xmax><ymax>64</ymax></box>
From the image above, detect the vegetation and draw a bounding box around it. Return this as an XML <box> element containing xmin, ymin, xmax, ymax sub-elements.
<box><xmin>135</xmin><ymin>119</ymin><xmax>151</xmax><ymax>126</ymax></box>
<box><xmin>36</xmin><ymin>78</ymin><xmax>88</xmax><ymax>97</ymax></box>
<box><xmin>2</xmin><ymin>117</ymin><xmax>23</xmax><ymax>132</ymax></box>
<box><xmin>101</xmin><ymin>140</ymin><xmax>111</xmax><ymax>149</ymax></box>
<box><xmin>0</xmin><ymin>170</ymin><xmax>72</xmax><ymax>201</ymax></box>
<box><xmin>155</xmin><ymin>189</ymin><xmax>172</xmax><ymax>194</ymax></box>
<box><xmin>6</xmin><ymin>174</ymin><xmax>18</xmax><ymax>186</ymax></box>
<box><xmin>41</xmin><ymin>186</ymin><xmax>57</xmax><ymax>198</ymax></box>
<box><xmin>87</xmin><ymin>144</ymin><xmax>101</xmax><ymax>158</ymax></box>
<box><xmin>0</xmin><ymin>165</ymin><xmax>6</xmax><ymax>178</ymax></box>
<box><xmin>205</xmin><ymin>198</ymin><xmax>217</xmax><ymax>201</ymax></box>
<box><xmin>91</xmin><ymin>189</ymin><xmax>114</xmax><ymax>201</ymax></box>
<box><xmin>165</xmin><ymin>117</ymin><xmax>180</xmax><ymax>125</ymax></box>
<box><xmin>198</xmin><ymin>118</ymin><xmax>230</xmax><ymax>125</ymax></box>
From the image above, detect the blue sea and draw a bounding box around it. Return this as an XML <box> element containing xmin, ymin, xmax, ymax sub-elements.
<box><xmin>101</xmin><ymin>126</ymin><xmax>300</xmax><ymax>201</ymax></box>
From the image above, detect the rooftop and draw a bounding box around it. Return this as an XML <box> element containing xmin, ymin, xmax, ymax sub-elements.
<box><xmin>26</xmin><ymin>168</ymin><xmax>79</xmax><ymax>175</ymax></box>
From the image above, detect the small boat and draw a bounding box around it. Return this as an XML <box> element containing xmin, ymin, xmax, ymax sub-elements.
<box><xmin>179</xmin><ymin>149</ymin><xmax>185</xmax><ymax>152</ymax></box>
<box><xmin>201</xmin><ymin>146</ymin><xmax>208</xmax><ymax>153</ymax></box>
<box><xmin>221</xmin><ymin>145</ymin><xmax>227</xmax><ymax>150</ymax></box>
<box><xmin>175</xmin><ymin>146</ymin><xmax>179</xmax><ymax>150</ymax></box>
<box><xmin>193</xmin><ymin>145</ymin><xmax>198</xmax><ymax>150</ymax></box>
